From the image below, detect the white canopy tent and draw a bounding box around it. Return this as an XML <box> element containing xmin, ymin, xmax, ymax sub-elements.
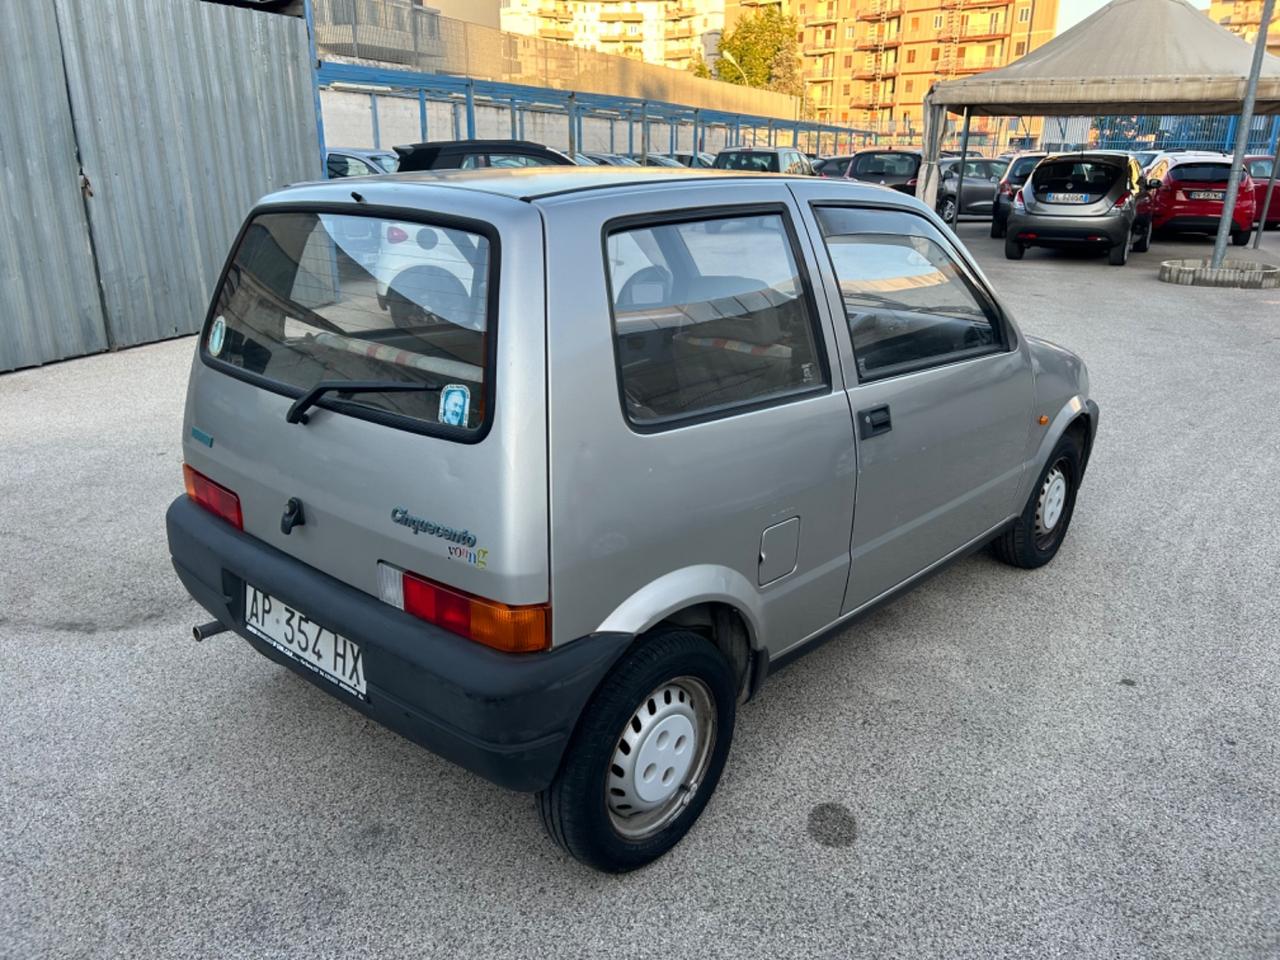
<box><xmin>918</xmin><ymin>0</ymin><xmax>1280</xmax><ymax>208</ymax></box>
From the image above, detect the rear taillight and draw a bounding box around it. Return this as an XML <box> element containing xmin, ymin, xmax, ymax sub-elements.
<box><xmin>183</xmin><ymin>464</ymin><xmax>243</xmax><ymax>530</ymax></box>
<box><xmin>999</xmin><ymin>182</ymin><xmax>1014</xmax><ymax>197</ymax></box>
<box><xmin>378</xmin><ymin>562</ymin><xmax>550</xmax><ymax>653</ymax></box>
<box><xmin>1013</xmin><ymin>189</ymin><xmax>1026</xmax><ymax>211</ymax></box>
<box><xmin>1112</xmin><ymin>191</ymin><xmax>1131</xmax><ymax>210</ymax></box>
<box><xmin>386</xmin><ymin>226</ymin><xmax>409</xmax><ymax>244</ymax></box>
<box><xmin>905</xmin><ymin>177</ymin><xmax>918</xmax><ymax>187</ymax></box>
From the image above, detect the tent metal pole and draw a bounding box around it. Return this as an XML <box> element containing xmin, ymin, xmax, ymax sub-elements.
<box><xmin>1252</xmin><ymin>115</ymin><xmax>1280</xmax><ymax>249</ymax></box>
<box><xmin>951</xmin><ymin>107</ymin><xmax>972</xmax><ymax>225</ymax></box>
<box><xmin>1211</xmin><ymin>0</ymin><xmax>1274</xmax><ymax>268</ymax></box>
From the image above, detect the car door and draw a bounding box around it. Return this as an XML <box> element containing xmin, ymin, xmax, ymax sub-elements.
<box><xmin>962</xmin><ymin>160</ymin><xmax>1000</xmax><ymax>215</ymax></box>
<box><xmin>790</xmin><ymin>181</ymin><xmax>1034</xmax><ymax>614</ymax></box>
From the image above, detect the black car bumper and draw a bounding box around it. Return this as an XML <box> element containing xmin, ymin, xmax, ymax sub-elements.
<box><xmin>166</xmin><ymin>496</ymin><xmax>632</xmax><ymax>792</ymax></box>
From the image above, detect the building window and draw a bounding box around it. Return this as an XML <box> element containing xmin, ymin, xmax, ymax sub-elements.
<box><xmin>843</xmin><ymin>83</ymin><xmax>851</xmax><ymax>94</ymax></box>
<box><xmin>1015</xmin><ymin>40</ymin><xmax>1026</xmax><ymax>55</ymax></box>
<box><xmin>1018</xmin><ymin>7</ymin><xmax>1031</xmax><ymax>21</ymax></box>
<box><xmin>930</xmin><ymin>47</ymin><xmax>940</xmax><ymax>60</ymax></box>
<box><xmin>905</xmin><ymin>79</ymin><xmax>914</xmax><ymax>92</ymax></box>
<box><xmin>844</xmin><ymin>55</ymin><xmax>853</xmax><ymax>67</ymax></box>
<box><xmin>906</xmin><ymin>48</ymin><xmax>916</xmax><ymax>63</ymax></box>
<box><xmin>933</xmin><ymin>14</ymin><xmax>943</xmax><ymax>28</ymax></box>
<box><xmin>911</xmin><ymin>16</ymin><xmax>920</xmax><ymax>30</ymax></box>
<box><xmin>846</xmin><ymin>24</ymin><xmax>855</xmax><ymax>38</ymax></box>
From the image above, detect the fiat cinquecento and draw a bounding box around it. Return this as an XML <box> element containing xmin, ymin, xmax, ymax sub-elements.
<box><xmin>167</xmin><ymin>167</ymin><xmax>1098</xmax><ymax>872</ymax></box>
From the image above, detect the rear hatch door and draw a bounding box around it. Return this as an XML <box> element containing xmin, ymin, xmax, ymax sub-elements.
<box><xmin>181</xmin><ymin>186</ymin><xmax>548</xmax><ymax>608</ymax></box>
<box><xmin>1026</xmin><ymin>157</ymin><xmax>1126</xmax><ymax>217</ymax></box>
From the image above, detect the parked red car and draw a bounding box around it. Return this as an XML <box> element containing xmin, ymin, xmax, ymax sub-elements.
<box><xmin>1145</xmin><ymin>155</ymin><xmax>1256</xmax><ymax>245</ymax></box>
<box><xmin>1245</xmin><ymin>155</ymin><xmax>1280</xmax><ymax>227</ymax></box>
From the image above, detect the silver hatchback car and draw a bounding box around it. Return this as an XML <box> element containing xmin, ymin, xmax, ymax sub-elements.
<box><xmin>167</xmin><ymin>167</ymin><xmax>1098</xmax><ymax>872</ymax></box>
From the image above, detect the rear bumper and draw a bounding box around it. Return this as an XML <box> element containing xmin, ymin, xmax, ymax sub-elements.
<box><xmin>166</xmin><ymin>496</ymin><xmax>632</xmax><ymax>792</ymax></box>
<box><xmin>1008</xmin><ymin>211</ymin><xmax>1130</xmax><ymax>246</ymax></box>
<box><xmin>1156</xmin><ymin>214</ymin><xmax>1251</xmax><ymax>234</ymax></box>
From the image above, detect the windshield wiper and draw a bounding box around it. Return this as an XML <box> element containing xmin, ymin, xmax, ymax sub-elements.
<box><xmin>286</xmin><ymin>380</ymin><xmax>435</xmax><ymax>425</ymax></box>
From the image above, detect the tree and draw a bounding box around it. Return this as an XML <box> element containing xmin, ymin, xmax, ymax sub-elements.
<box><xmin>688</xmin><ymin>52</ymin><xmax>713</xmax><ymax>79</ymax></box>
<box><xmin>710</xmin><ymin>8</ymin><xmax>802</xmax><ymax>95</ymax></box>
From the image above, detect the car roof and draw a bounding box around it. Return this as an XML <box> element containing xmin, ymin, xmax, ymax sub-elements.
<box><xmin>716</xmin><ymin>146</ymin><xmax>794</xmax><ymax>154</ymax></box>
<box><xmin>260</xmin><ymin>165</ymin><xmax>913</xmax><ymax>207</ymax></box>
<box><xmin>328</xmin><ymin>147</ymin><xmax>396</xmax><ymax>158</ymax></box>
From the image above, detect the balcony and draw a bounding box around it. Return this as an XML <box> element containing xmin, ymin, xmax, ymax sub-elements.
<box><xmin>858</xmin><ymin>1</ymin><xmax>903</xmax><ymax>19</ymax></box>
<box><xmin>943</xmin><ymin>0</ymin><xmax>1011</xmax><ymax>8</ymax></box>
<box><xmin>805</xmin><ymin>14</ymin><xmax>838</xmax><ymax>26</ymax></box>
<box><xmin>956</xmin><ymin>56</ymin><xmax>1001</xmax><ymax>73</ymax></box>
<box><xmin>538</xmin><ymin>25</ymin><xmax>573</xmax><ymax>40</ymax></box>
<box><xmin>803</xmin><ymin>42</ymin><xmax>837</xmax><ymax>54</ymax></box>
<box><xmin>600</xmin><ymin>10</ymin><xmax>644</xmax><ymax>22</ymax></box>
<box><xmin>956</xmin><ymin>22</ymin><xmax>1009</xmax><ymax>40</ymax></box>
<box><xmin>666</xmin><ymin>4</ymin><xmax>696</xmax><ymax>19</ymax></box>
<box><xmin>666</xmin><ymin>24</ymin><xmax>693</xmax><ymax>39</ymax></box>
<box><xmin>853</xmin><ymin>63</ymin><xmax>897</xmax><ymax>79</ymax></box>
<box><xmin>855</xmin><ymin>34</ymin><xmax>901</xmax><ymax>50</ymax></box>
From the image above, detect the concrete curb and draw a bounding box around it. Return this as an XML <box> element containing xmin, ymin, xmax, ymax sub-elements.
<box><xmin>1158</xmin><ymin>258</ymin><xmax>1280</xmax><ymax>289</ymax></box>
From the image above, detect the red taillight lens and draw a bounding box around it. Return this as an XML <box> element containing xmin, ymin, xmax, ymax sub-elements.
<box><xmin>183</xmin><ymin>464</ymin><xmax>243</xmax><ymax>530</ymax></box>
<box><xmin>401</xmin><ymin>570</ymin><xmax>550</xmax><ymax>653</ymax></box>
<box><xmin>999</xmin><ymin>182</ymin><xmax>1014</xmax><ymax>197</ymax></box>
<box><xmin>386</xmin><ymin>226</ymin><xmax>409</xmax><ymax>244</ymax></box>
<box><xmin>1112</xmin><ymin>191</ymin><xmax>1131</xmax><ymax>209</ymax></box>
<box><xmin>1013</xmin><ymin>188</ymin><xmax>1026</xmax><ymax>210</ymax></box>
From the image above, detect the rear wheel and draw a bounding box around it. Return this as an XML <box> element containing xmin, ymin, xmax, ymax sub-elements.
<box><xmin>938</xmin><ymin>197</ymin><xmax>957</xmax><ymax>223</ymax></box>
<box><xmin>537</xmin><ymin>630</ymin><xmax>737</xmax><ymax>872</ymax></box>
<box><xmin>1004</xmin><ymin>236</ymin><xmax>1024</xmax><ymax>260</ymax></box>
<box><xmin>1132</xmin><ymin>218</ymin><xmax>1152</xmax><ymax>253</ymax></box>
<box><xmin>1232</xmin><ymin>227</ymin><xmax>1252</xmax><ymax>247</ymax></box>
<box><xmin>993</xmin><ymin>430</ymin><xmax>1083</xmax><ymax>569</ymax></box>
<box><xmin>1108</xmin><ymin>237</ymin><xmax>1130</xmax><ymax>266</ymax></box>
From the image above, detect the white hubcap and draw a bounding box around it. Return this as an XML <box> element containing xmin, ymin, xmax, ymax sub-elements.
<box><xmin>1038</xmin><ymin>468</ymin><xmax>1068</xmax><ymax>533</ymax></box>
<box><xmin>606</xmin><ymin>678</ymin><xmax>715</xmax><ymax>839</ymax></box>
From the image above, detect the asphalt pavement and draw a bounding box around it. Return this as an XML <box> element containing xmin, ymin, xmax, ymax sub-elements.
<box><xmin>2</xmin><ymin>225</ymin><xmax>1279</xmax><ymax>959</ymax></box>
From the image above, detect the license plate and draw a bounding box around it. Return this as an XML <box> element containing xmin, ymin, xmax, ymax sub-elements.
<box><xmin>244</xmin><ymin>584</ymin><xmax>366</xmax><ymax>697</ymax></box>
<box><xmin>1046</xmin><ymin>192</ymin><xmax>1089</xmax><ymax>203</ymax></box>
<box><xmin>1190</xmin><ymin>190</ymin><xmax>1224</xmax><ymax>201</ymax></box>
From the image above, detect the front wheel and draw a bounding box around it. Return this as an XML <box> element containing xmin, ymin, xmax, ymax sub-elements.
<box><xmin>1232</xmin><ymin>227</ymin><xmax>1252</xmax><ymax>247</ymax></box>
<box><xmin>991</xmin><ymin>219</ymin><xmax>1006</xmax><ymax>239</ymax></box>
<box><xmin>938</xmin><ymin>197</ymin><xmax>957</xmax><ymax>223</ymax></box>
<box><xmin>1132</xmin><ymin>218</ymin><xmax>1152</xmax><ymax>253</ymax></box>
<box><xmin>537</xmin><ymin>630</ymin><xmax>737</xmax><ymax>872</ymax></box>
<box><xmin>993</xmin><ymin>430</ymin><xmax>1083</xmax><ymax>569</ymax></box>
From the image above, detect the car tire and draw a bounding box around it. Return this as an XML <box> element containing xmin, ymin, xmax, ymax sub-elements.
<box><xmin>1132</xmin><ymin>218</ymin><xmax>1152</xmax><ymax>253</ymax></box>
<box><xmin>991</xmin><ymin>219</ymin><xmax>1005</xmax><ymax>239</ymax></box>
<box><xmin>939</xmin><ymin>198</ymin><xmax>957</xmax><ymax>223</ymax></box>
<box><xmin>992</xmin><ymin>430</ymin><xmax>1084</xmax><ymax>570</ymax></box>
<box><xmin>536</xmin><ymin>629</ymin><xmax>737</xmax><ymax>873</ymax></box>
<box><xmin>1108</xmin><ymin>237</ymin><xmax>1129</xmax><ymax>266</ymax></box>
<box><xmin>1231</xmin><ymin>228</ymin><xmax>1252</xmax><ymax>247</ymax></box>
<box><xmin>1004</xmin><ymin>236</ymin><xmax>1024</xmax><ymax>260</ymax></box>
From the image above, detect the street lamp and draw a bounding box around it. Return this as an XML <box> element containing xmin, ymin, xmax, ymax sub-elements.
<box><xmin>719</xmin><ymin>49</ymin><xmax>749</xmax><ymax>84</ymax></box>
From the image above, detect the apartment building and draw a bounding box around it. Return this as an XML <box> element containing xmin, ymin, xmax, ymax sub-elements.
<box><xmin>501</xmin><ymin>1</ymin><xmax>727</xmax><ymax>69</ymax></box>
<box><xmin>1207</xmin><ymin>0</ymin><xmax>1280</xmax><ymax>56</ymax></box>
<box><xmin>795</xmin><ymin>0</ymin><xmax>1057</xmax><ymax>134</ymax></box>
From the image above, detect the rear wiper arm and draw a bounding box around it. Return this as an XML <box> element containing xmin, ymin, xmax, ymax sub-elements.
<box><xmin>286</xmin><ymin>380</ymin><xmax>434</xmax><ymax>425</ymax></box>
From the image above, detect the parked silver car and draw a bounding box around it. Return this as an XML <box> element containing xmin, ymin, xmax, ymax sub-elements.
<box><xmin>167</xmin><ymin>167</ymin><xmax>1098</xmax><ymax>872</ymax></box>
<box><xmin>1005</xmin><ymin>152</ymin><xmax>1151</xmax><ymax>265</ymax></box>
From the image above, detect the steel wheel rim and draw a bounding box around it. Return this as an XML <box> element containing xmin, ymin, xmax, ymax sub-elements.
<box><xmin>605</xmin><ymin>676</ymin><xmax>716</xmax><ymax>840</ymax></box>
<box><xmin>1035</xmin><ymin>460</ymin><xmax>1070</xmax><ymax>544</ymax></box>
<box><xmin>942</xmin><ymin>199</ymin><xmax>956</xmax><ymax>222</ymax></box>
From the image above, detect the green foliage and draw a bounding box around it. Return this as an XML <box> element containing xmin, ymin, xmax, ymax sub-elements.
<box><xmin>688</xmin><ymin>53</ymin><xmax>713</xmax><ymax>79</ymax></box>
<box><xmin>712</xmin><ymin>8</ymin><xmax>803</xmax><ymax>97</ymax></box>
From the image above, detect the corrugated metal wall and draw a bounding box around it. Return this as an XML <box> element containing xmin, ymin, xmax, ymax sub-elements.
<box><xmin>0</xmin><ymin>0</ymin><xmax>320</xmax><ymax>372</ymax></box>
<box><xmin>0</xmin><ymin>1</ymin><xmax>110</xmax><ymax>372</ymax></box>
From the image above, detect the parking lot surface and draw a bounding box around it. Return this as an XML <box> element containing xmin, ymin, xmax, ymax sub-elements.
<box><xmin>3</xmin><ymin>226</ymin><xmax>1279</xmax><ymax>959</ymax></box>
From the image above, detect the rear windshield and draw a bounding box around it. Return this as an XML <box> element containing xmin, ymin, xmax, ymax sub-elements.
<box><xmin>1007</xmin><ymin>156</ymin><xmax>1041</xmax><ymax>181</ymax></box>
<box><xmin>1032</xmin><ymin>160</ymin><xmax>1122</xmax><ymax>193</ymax></box>
<box><xmin>1170</xmin><ymin>163</ymin><xmax>1231</xmax><ymax>183</ymax></box>
<box><xmin>205</xmin><ymin>210</ymin><xmax>492</xmax><ymax>435</ymax></box>
<box><xmin>714</xmin><ymin>151</ymin><xmax>780</xmax><ymax>172</ymax></box>
<box><xmin>852</xmin><ymin>152</ymin><xmax>919</xmax><ymax>177</ymax></box>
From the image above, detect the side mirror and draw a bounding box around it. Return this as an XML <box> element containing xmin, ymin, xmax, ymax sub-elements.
<box><xmin>1146</xmin><ymin>178</ymin><xmax>1161</xmax><ymax>190</ymax></box>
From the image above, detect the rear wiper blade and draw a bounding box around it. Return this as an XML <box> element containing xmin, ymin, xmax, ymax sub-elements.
<box><xmin>286</xmin><ymin>380</ymin><xmax>434</xmax><ymax>425</ymax></box>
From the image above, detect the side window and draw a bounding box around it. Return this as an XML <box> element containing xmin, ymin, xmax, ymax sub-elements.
<box><xmin>606</xmin><ymin>211</ymin><xmax>829</xmax><ymax>427</ymax></box>
<box><xmin>326</xmin><ymin>155</ymin><xmax>364</xmax><ymax>179</ymax></box>
<box><xmin>815</xmin><ymin>206</ymin><xmax>1002</xmax><ymax>381</ymax></box>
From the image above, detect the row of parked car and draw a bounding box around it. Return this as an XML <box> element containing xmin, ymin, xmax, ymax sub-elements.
<box><xmin>324</xmin><ymin>139</ymin><xmax>1278</xmax><ymax>267</ymax></box>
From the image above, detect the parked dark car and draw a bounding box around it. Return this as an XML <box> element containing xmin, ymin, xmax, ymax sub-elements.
<box><xmin>583</xmin><ymin>152</ymin><xmax>642</xmax><ymax>167</ymax></box>
<box><xmin>325</xmin><ymin>148</ymin><xmax>399</xmax><ymax>179</ymax></box>
<box><xmin>935</xmin><ymin>157</ymin><xmax>1007</xmax><ymax>222</ymax></box>
<box><xmin>673</xmin><ymin>151</ymin><xmax>716</xmax><ymax>168</ymax></box>
<box><xmin>1144</xmin><ymin>154</ymin><xmax>1256</xmax><ymax>245</ymax></box>
<box><xmin>625</xmin><ymin>154</ymin><xmax>685</xmax><ymax>168</ymax></box>
<box><xmin>1005</xmin><ymin>152</ymin><xmax>1152</xmax><ymax>265</ymax></box>
<box><xmin>815</xmin><ymin>155</ymin><xmax>854</xmax><ymax>178</ymax></box>
<box><xmin>845</xmin><ymin>149</ymin><xmax>922</xmax><ymax>194</ymax></box>
<box><xmin>712</xmin><ymin>147</ymin><xmax>813</xmax><ymax>174</ymax></box>
<box><xmin>991</xmin><ymin>151</ymin><xmax>1047</xmax><ymax>237</ymax></box>
<box><xmin>394</xmin><ymin>139</ymin><xmax>574</xmax><ymax>172</ymax></box>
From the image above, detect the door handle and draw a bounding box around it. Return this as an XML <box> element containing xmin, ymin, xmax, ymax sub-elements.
<box><xmin>857</xmin><ymin>404</ymin><xmax>892</xmax><ymax>439</ymax></box>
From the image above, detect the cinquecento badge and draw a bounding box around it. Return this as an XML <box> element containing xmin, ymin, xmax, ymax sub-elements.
<box><xmin>208</xmin><ymin>315</ymin><xmax>227</xmax><ymax>357</ymax></box>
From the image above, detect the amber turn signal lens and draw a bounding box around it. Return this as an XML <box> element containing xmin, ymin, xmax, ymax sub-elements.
<box><xmin>401</xmin><ymin>570</ymin><xmax>550</xmax><ymax>653</ymax></box>
<box><xmin>1038</xmin><ymin>415</ymin><xmax>1050</xmax><ymax>425</ymax></box>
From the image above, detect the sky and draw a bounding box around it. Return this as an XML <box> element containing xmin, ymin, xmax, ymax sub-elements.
<box><xmin>1056</xmin><ymin>0</ymin><xmax>1209</xmax><ymax>32</ymax></box>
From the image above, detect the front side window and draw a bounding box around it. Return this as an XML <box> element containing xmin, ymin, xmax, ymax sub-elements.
<box><xmin>606</xmin><ymin>212</ymin><xmax>828</xmax><ymax>427</ymax></box>
<box><xmin>815</xmin><ymin>207</ymin><xmax>1001</xmax><ymax>380</ymax></box>
<box><xmin>206</xmin><ymin>210</ymin><xmax>493</xmax><ymax>435</ymax></box>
